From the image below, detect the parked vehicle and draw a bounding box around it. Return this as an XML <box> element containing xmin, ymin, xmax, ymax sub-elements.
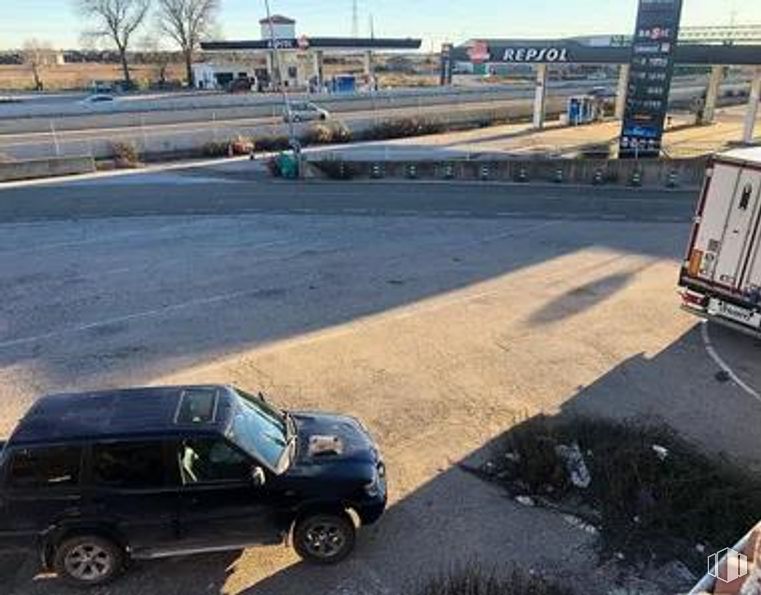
<box><xmin>679</xmin><ymin>147</ymin><xmax>761</xmax><ymax>336</ymax></box>
<box><xmin>0</xmin><ymin>385</ymin><xmax>386</xmax><ymax>587</ymax></box>
<box><xmin>89</xmin><ymin>80</ymin><xmax>114</xmax><ymax>94</ymax></box>
<box><xmin>283</xmin><ymin>102</ymin><xmax>330</xmax><ymax>123</ymax></box>
<box><xmin>228</xmin><ymin>76</ymin><xmax>256</xmax><ymax>94</ymax></box>
<box><xmin>587</xmin><ymin>86</ymin><xmax>616</xmax><ymax>99</ymax></box>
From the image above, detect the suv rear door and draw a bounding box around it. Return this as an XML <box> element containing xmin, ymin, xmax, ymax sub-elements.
<box><xmin>173</xmin><ymin>437</ymin><xmax>283</xmax><ymax>550</ymax></box>
<box><xmin>84</xmin><ymin>440</ymin><xmax>180</xmax><ymax>554</ymax></box>
<box><xmin>0</xmin><ymin>444</ymin><xmax>84</xmax><ymax>550</ymax></box>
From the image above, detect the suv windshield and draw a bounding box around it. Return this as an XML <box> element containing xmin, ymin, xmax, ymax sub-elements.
<box><xmin>227</xmin><ymin>389</ymin><xmax>290</xmax><ymax>473</ymax></box>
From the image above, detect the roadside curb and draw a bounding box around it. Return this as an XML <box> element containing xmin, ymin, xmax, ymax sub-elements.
<box><xmin>297</xmin><ymin>177</ymin><xmax>700</xmax><ymax>194</ymax></box>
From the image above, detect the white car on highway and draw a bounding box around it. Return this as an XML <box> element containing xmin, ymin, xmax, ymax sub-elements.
<box><xmin>80</xmin><ymin>94</ymin><xmax>116</xmax><ymax>105</ymax></box>
<box><xmin>283</xmin><ymin>102</ymin><xmax>330</xmax><ymax>123</ymax></box>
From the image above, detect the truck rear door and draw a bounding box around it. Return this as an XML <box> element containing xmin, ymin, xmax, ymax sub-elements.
<box><xmin>689</xmin><ymin>161</ymin><xmax>761</xmax><ymax>293</ymax></box>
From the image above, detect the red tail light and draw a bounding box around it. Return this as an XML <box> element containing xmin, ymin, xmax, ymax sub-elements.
<box><xmin>681</xmin><ymin>290</ymin><xmax>708</xmax><ymax>309</ymax></box>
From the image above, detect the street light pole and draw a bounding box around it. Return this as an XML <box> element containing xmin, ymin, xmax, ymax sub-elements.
<box><xmin>263</xmin><ymin>0</ymin><xmax>297</xmax><ymax>147</ymax></box>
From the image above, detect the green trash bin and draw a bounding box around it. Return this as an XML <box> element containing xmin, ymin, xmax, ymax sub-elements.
<box><xmin>277</xmin><ymin>151</ymin><xmax>299</xmax><ymax>179</ymax></box>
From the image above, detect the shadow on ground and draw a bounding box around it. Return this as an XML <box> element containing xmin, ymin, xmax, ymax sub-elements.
<box><xmin>0</xmin><ymin>201</ymin><xmax>688</xmax><ymax>410</ymax></box>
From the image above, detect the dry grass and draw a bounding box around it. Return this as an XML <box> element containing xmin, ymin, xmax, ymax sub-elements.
<box><xmin>481</xmin><ymin>416</ymin><xmax>761</xmax><ymax>570</ymax></box>
<box><xmin>378</xmin><ymin>73</ymin><xmax>440</xmax><ymax>88</ymax></box>
<box><xmin>411</xmin><ymin>565</ymin><xmax>575</xmax><ymax>595</ymax></box>
<box><xmin>0</xmin><ymin>63</ymin><xmax>185</xmax><ymax>91</ymax></box>
<box><xmin>111</xmin><ymin>141</ymin><xmax>141</xmax><ymax>167</ymax></box>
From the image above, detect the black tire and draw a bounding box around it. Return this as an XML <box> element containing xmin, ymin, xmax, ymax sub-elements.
<box><xmin>293</xmin><ymin>512</ymin><xmax>356</xmax><ymax>565</ymax></box>
<box><xmin>53</xmin><ymin>535</ymin><xmax>124</xmax><ymax>588</ymax></box>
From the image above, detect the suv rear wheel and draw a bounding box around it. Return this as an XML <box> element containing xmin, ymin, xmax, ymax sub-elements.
<box><xmin>54</xmin><ymin>535</ymin><xmax>124</xmax><ymax>587</ymax></box>
<box><xmin>293</xmin><ymin>512</ymin><xmax>356</xmax><ymax>564</ymax></box>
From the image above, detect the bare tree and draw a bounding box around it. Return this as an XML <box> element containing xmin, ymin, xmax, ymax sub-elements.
<box><xmin>156</xmin><ymin>0</ymin><xmax>219</xmax><ymax>86</ymax></box>
<box><xmin>138</xmin><ymin>35</ymin><xmax>174</xmax><ymax>87</ymax></box>
<box><xmin>22</xmin><ymin>39</ymin><xmax>54</xmax><ymax>91</ymax></box>
<box><xmin>76</xmin><ymin>0</ymin><xmax>151</xmax><ymax>87</ymax></box>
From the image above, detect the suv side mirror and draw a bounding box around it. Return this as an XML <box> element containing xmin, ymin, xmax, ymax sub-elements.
<box><xmin>251</xmin><ymin>466</ymin><xmax>266</xmax><ymax>488</ymax></box>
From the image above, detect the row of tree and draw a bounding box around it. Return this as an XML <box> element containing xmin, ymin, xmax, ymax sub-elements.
<box><xmin>75</xmin><ymin>0</ymin><xmax>220</xmax><ymax>86</ymax></box>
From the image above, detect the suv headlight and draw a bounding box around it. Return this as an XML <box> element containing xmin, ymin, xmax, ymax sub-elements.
<box><xmin>364</xmin><ymin>463</ymin><xmax>385</xmax><ymax>497</ymax></box>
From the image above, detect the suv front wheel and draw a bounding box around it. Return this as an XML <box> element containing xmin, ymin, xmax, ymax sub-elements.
<box><xmin>293</xmin><ymin>512</ymin><xmax>356</xmax><ymax>564</ymax></box>
<box><xmin>54</xmin><ymin>535</ymin><xmax>124</xmax><ymax>587</ymax></box>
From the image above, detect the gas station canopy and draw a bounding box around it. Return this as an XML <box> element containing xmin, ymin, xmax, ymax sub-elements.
<box><xmin>454</xmin><ymin>39</ymin><xmax>761</xmax><ymax>65</ymax></box>
<box><xmin>202</xmin><ymin>38</ymin><xmax>422</xmax><ymax>52</ymax></box>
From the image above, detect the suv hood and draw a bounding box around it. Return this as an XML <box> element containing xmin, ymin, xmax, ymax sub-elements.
<box><xmin>291</xmin><ymin>412</ymin><xmax>377</xmax><ymax>465</ymax></box>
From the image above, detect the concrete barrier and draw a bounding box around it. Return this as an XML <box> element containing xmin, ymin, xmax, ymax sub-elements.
<box><xmin>0</xmin><ymin>156</ymin><xmax>95</xmax><ymax>183</ymax></box>
<box><xmin>307</xmin><ymin>156</ymin><xmax>708</xmax><ymax>189</ymax></box>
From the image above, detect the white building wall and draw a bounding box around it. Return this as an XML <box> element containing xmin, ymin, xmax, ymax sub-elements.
<box><xmin>260</xmin><ymin>22</ymin><xmax>295</xmax><ymax>40</ymax></box>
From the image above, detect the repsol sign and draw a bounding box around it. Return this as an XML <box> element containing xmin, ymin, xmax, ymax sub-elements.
<box><xmin>502</xmin><ymin>47</ymin><xmax>570</xmax><ymax>63</ymax></box>
<box><xmin>266</xmin><ymin>39</ymin><xmax>298</xmax><ymax>50</ymax></box>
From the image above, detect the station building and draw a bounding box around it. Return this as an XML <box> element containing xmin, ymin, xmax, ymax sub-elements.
<box><xmin>199</xmin><ymin>15</ymin><xmax>421</xmax><ymax>91</ymax></box>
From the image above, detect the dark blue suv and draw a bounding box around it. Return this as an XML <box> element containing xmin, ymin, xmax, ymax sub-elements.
<box><xmin>0</xmin><ymin>385</ymin><xmax>386</xmax><ymax>587</ymax></box>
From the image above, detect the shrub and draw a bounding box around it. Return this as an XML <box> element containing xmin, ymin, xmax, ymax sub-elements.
<box><xmin>412</xmin><ymin>565</ymin><xmax>575</xmax><ymax>595</ymax></box>
<box><xmin>311</xmin><ymin>160</ymin><xmax>358</xmax><ymax>180</ymax></box>
<box><xmin>264</xmin><ymin>157</ymin><xmax>281</xmax><ymax>177</ymax></box>
<box><xmin>300</xmin><ymin>121</ymin><xmax>353</xmax><ymax>146</ymax></box>
<box><xmin>254</xmin><ymin>135</ymin><xmax>291</xmax><ymax>152</ymax></box>
<box><xmin>111</xmin><ymin>141</ymin><xmax>140</xmax><ymax>168</ymax></box>
<box><xmin>229</xmin><ymin>135</ymin><xmax>254</xmax><ymax>155</ymax></box>
<box><xmin>202</xmin><ymin>141</ymin><xmax>229</xmax><ymax>157</ymax></box>
<box><xmin>361</xmin><ymin>117</ymin><xmax>445</xmax><ymax>141</ymax></box>
<box><xmin>483</xmin><ymin>416</ymin><xmax>761</xmax><ymax>569</ymax></box>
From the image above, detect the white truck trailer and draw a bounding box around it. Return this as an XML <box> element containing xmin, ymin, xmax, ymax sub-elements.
<box><xmin>680</xmin><ymin>147</ymin><xmax>761</xmax><ymax>336</ymax></box>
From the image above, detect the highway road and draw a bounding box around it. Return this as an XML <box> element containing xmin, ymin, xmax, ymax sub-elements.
<box><xmin>1</xmin><ymin>165</ymin><xmax>760</xmax><ymax>595</ymax></box>
<box><xmin>0</xmin><ymin>75</ymin><xmax>749</xmax><ymax>160</ymax></box>
<box><xmin>0</xmin><ymin>96</ymin><xmax>568</xmax><ymax>160</ymax></box>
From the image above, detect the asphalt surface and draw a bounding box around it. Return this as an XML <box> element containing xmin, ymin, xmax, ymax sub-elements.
<box><xmin>0</xmin><ymin>165</ymin><xmax>696</xmax><ymax>224</ymax></box>
<box><xmin>1</xmin><ymin>166</ymin><xmax>760</xmax><ymax>594</ymax></box>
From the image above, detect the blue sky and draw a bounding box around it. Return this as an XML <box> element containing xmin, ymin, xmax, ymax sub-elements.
<box><xmin>0</xmin><ymin>0</ymin><xmax>755</xmax><ymax>50</ymax></box>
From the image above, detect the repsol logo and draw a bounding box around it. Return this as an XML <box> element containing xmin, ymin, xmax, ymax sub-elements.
<box><xmin>266</xmin><ymin>39</ymin><xmax>297</xmax><ymax>49</ymax></box>
<box><xmin>502</xmin><ymin>47</ymin><xmax>569</xmax><ymax>62</ymax></box>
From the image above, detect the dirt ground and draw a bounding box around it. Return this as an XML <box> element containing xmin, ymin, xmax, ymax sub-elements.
<box><xmin>0</xmin><ymin>63</ymin><xmax>186</xmax><ymax>91</ymax></box>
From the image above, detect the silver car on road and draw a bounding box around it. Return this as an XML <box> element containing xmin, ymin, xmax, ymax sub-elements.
<box><xmin>283</xmin><ymin>102</ymin><xmax>330</xmax><ymax>123</ymax></box>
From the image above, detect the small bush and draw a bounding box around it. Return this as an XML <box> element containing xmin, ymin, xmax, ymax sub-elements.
<box><xmin>229</xmin><ymin>135</ymin><xmax>254</xmax><ymax>155</ymax></box>
<box><xmin>300</xmin><ymin>121</ymin><xmax>353</xmax><ymax>146</ymax></box>
<box><xmin>264</xmin><ymin>157</ymin><xmax>281</xmax><ymax>177</ymax></box>
<box><xmin>254</xmin><ymin>135</ymin><xmax>291</xmax><ymax>152</ymax></box>
<box><xmin>111</xmin><ymin>141</ymin><xmax>140</xmax><ymax>168</ymax></box>
<box><xmin>202</xmin><ymin>141</ymin><xmax>229</xmax><ymax>157</ymax></box>
<box><xmin>361</xmin><ymin>117</ymin><xmax>445</xmax><ymax>141</ymax></box>
<box><xmin>483</xmin><ymin>416</ymin><xmax>761</xmax><ymax>568</ymax></box>
<box><xmin>310</xmin><ymin>160</ymin><xmax>358</xmax><ymax>180</ymax></box>
<box><xmin>412</xmin><ymin>565</ymin><xmax>574</xmax><ymax>595</ymax></box>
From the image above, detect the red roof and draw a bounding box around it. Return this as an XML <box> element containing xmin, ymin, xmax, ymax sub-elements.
<box><xmin>259</xmin><ymin>15</ymin><xmax>295</xmax><ymax>24</ymax></box>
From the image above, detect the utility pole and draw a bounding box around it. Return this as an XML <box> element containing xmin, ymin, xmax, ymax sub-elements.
<box><xmin>351</xmin><ymin>0</ymin><xmax>359</xmax><ymax>38</ymax></box>
<box><xmin>369</xmin><ymin>14</ymin><xmax>375</xmax><ymax>39</ymax></box>
<box><xmin>263</xmin><ymin>0</ymin><xmax>297</xmax><ymax>149</ymax></box>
